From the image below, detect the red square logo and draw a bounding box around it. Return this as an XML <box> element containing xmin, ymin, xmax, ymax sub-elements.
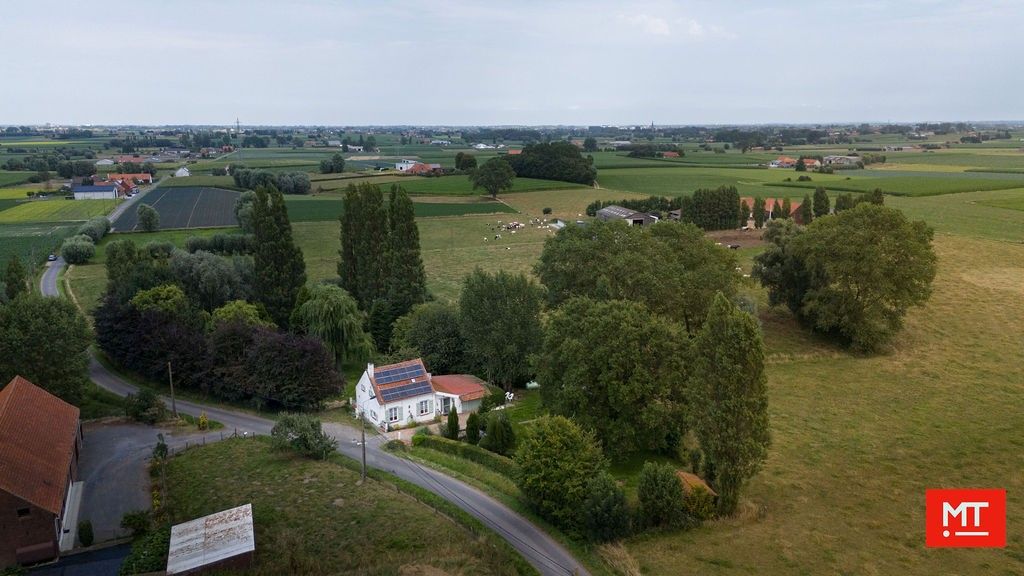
<box><xmin>926</xmin><ymin>489</ymin><xmax>1006</xmax><ymax>548</ymax></box>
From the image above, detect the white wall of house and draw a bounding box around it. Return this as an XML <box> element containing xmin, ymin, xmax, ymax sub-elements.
<box><xmin>73</xmin><ymin>190</ymin><xmax>117</xmax><ymax>200</ymax></box>
<box><xmin>354</xmin><ymin>369</ymin><xmax>437</xmax><ymax>429</ymax></box>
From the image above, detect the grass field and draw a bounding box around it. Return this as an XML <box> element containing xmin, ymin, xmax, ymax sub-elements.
<box><xmin>598</xmin><ymin>166</ymin><xmax>852</xmax><ymax>197</ymax></box>
<box><xmin>0</xmin><ymin>171</ymin><xmax>30</xmax><ymax>187</ymax></box>
<box><xmin>0</xmin><ymin>222</ymin><xmax>77</xmax><ymax>265</ymax></box>
<box><xmin>766</xmin><ymin>174</ymin><xmax>1024</xmax><ymax>197</ymax></box>
<box><xmin>623</xmin><ymin>234</ymin><xmax>1024</xmax><ymax>575</ymax></box>
<box><xmin>159</xmin><ymin>175</ymin><xmax>242</xmax><ymax>190</ymax></box>
<box><xmin>0</xmin><ymin>198</ymin><xmax>118</xmax><ymax>223</ymax></box>
<box><xmin>112</xmin><ymin>186</ymin><xmax>239</xmax><ymax>230</ymax></box>
<box><xmin>284</xmin><ymin>195</ymin><xmax>516</xmax><ymax>222</ymax></box>
<box><xmin>164</xmin><ymin>437</ymin><xmax>530</xmax><ymax>575</ymax></box>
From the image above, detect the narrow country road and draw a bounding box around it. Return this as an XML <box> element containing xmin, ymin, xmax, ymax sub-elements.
<box><xmin>43</xmin><ymin>261</ymin><xmax>589</xmax><ymax>576</ymax></box>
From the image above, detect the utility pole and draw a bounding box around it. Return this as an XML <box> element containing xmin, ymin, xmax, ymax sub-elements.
<box><xmin>167</xmin><ymin>361</ymin><xmax>178</xmax><ymax>418</ymax></box>
<box><xmin>360</xmin><ymin>409</ymin><xmax>367</xmax><ymax>482</ymax></box>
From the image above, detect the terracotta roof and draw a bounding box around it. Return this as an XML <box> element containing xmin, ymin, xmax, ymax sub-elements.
<box><xmin>0</xmin><ymin>376</ymin><xmax>80</xmax><ymax>514</ymax></box>
<box><xmin>431</xmin><ymin>374</ymin><xmax>488</xmax><ymax>402</ymax></box>
<box><xmin>506</xmin><ymin>149</ymin><xmax>522</xmax><ymax>155</ymax></box>
<box><xmin>661</xmin><ymin>151</ymin><xmax>679</xmax><ymax>157</ymax></box>
<box><xmin>107</xmin><ymin>173</ymin><xmax>153</xmax><ymax>182</ymax></box>
<box><xmin>676</xmin><ymin>470</ymin><xmax>717</xmax><ymax>497</ymax></box>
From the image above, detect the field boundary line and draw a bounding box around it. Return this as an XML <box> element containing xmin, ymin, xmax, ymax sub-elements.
<box><xmin>185</xmin><ymin>188</ymin><xmax>205</xmax><ymax>228</ymax></box>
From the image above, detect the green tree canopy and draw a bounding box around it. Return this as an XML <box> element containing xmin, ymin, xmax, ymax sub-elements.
<box><xmin>210</xmin><ymin>299</ymin><xmax>275</xmax><ymax>330</ymax></box>
<box><xmin>253</xmin><ymin>185</ymin><xmax>306</xmax><ymax>327</ymax></box>
<box><xmin>753</xmin><ymin>197</ymin><xmax>767</xmax><ymax>229</ymax></box>
<box><xmin>386</xmin><ymin>185</ymin><xmax>428</xmax><ymax>320</ymax></box>
<box><xmin>537</xmin><ymin>298</ymin><xmax>689</xmax><ymax>456</ymax></box>
<box><xmin>812</xmin><ymin>186</ymin><xmax>830</xmax><ymax>217</ymax></box>
<box><xmin>459</xmin><ymin>269</ymin><xmax>543</xmax><ymax>390</ymax></box>
<box><xmin>690</xmin><ymin>293</ymin><xmax>770</xmax><ymax>515</ymax></box>
<box><xmin>137</xmin><ymin>204</ymin><xmax>160</xmax><ymax>232</ymax></box>
<box><xmin>535</xmin><ymin>220</ymin><xmax>738</xmax><ymax>334</ymax></box>
<box><xmin>469</xmin><ymin>157</ymin><xmax>516</xmax><ymax>199</ymax></box>
<box><xmin>289</xmin><ymin>283</ymin><xmax>373</xmax><ymax>366</ymax></box>
<box><xmin>753</xmin><ymin>204</ymin><xmax>936</xmax><ymax>351</ymax></box>
<box><xmin>514</xmin><ymin>415</ymin><xmax>607</xmax><ymax>530</ymax></box>
<box><xmin>391</xmin><ymin>301</ymin><xmax>467</xmax><ymax>374</ymax></box>
<box><xmin>0</xmin><ymin>294</ymin><xmax>91</xmax><ymax>403</ymax></box>
<box><xmin>130</xmin><ymin>284</ymin><xmax>189</xmax><ymax>316</ymax></box>
<box><xmin>4</xmin><ymin>256</ymin><xmax>27</xmax><ymax>301</ymax></box>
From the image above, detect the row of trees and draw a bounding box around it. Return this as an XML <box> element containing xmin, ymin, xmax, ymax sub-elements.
<box><xmin>61</xmin><ymin>217</ymin><xmax>112</xmax><ymax>264</ymax></box>
<box><xmin>506</xmin><ymin>142</ymin><xmax>597</xmax><ymax>185</ymax></box>
<box><xmin>319</xmin><ymin>153</ymin><xmax>345</xmax><ymax>174</ymax></box>
<box><xmin>231</xmin><ymin>168</ymin><xmax>311</xmax><ymax>195</ymax></box>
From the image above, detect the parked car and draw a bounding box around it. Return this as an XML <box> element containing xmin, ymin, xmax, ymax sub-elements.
<box><xmin>47</xmin><ymin>254</ymin><xmax>57</xmax><ymax>261</ymax></box>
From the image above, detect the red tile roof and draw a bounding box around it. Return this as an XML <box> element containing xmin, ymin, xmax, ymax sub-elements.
<box><xmin>506</xmin><ymin>149</ymin><xmax>522</xmax><ymax>155</ymax></box>
<box><xmin>431</xmin><ymin>374</ymin><xmax>488</xmax><ymax>402</ymax></box>
<box><xmin>107</xmin><ymin>173</ymin><xmax>153</xmax><ymax>183</ymax></box>
<box><xmin>661</xmin><ymin>151</ymin><xmax>680</xmax><ymax>157</ymax></box>
<box><xmin>0</xmin><ymin>376</ymin><xmax>80</xmax><ymax>514</ymax></box>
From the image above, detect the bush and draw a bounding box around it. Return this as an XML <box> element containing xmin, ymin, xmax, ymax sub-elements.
<box><xmin>78</xmin><ymin>520</ymin><xmax>94</xmax><ymax>547</ymax></box>
<box><xmin>137</xmin><ymin>204</ymin><xmax>160</xmax><ymax>232</ymax></box>
<box><xmin>542</xmin><ymin>207</ymin><xmax>552</xmax><ymax>215</ymax></box>
<box><xmin>411</xmin><ymin>434</ymin><xmax>518</xmax><ymax>477</ymax></box>
<box><xmin>797</xmin><ymin>175</ymin><xmax>812</xmax><ymax>182</ymax></box>
<box><xmin>61</xmin><ymin>235</ymin><xmax>95</xmax><ymax>264</ymax></box>
<box><xmin>125</xmin><ymin>389</ymin><xmax>167</xmax><ymax>424</ymax></box>
<box><xmin>384</xmin><ymin>439</ymin><xmax>408</xmax><ymax>452</ymax></box>
<box><xmin>637</xmin><ymin>462</ymin><xmax>686</xmax><ymax>528</ymax></box>
<box><xmin>77</xmin><ymin>216</ymin><xmax>111</xmax><ymax>242</ymax></box>
<box><xmin>465</xmin><ymin>412</ymin><xmax>481</xmax><ymax>445</ymax></box>
<box><xmin>683</xmin><ymin>485</ymin><xmax>716</xmax><ymax>522</ymax></box>
<box><xmin>119</xmin><ymin>525</ymin><xmax>170</xmax><ymax>576</ymax></box>
<box><xmin>582</xmin><ymin>472</ymin><xmax>631</xmax><ymax>542</ymax></box>
<box><xmin>152</xmin><ymin>433</ymin><xmax>168</xmax><ymax>461</ymax></box>
<box><xmin>185</xmin><ymin>233</ymin><xmax>253</xmax><ymax>255</ymax></box>
<box><xmin>121</xmin><ymin>510</ymin><xmax>151</xmax><ymax>536</ymax></box>
<box><xmin>271</xmin><ymin>414</ymin><xmax>335</xmax><ymax>460</ymax></box>
<box><xmin>445</xmin><ymin>407</ymin><xmax>460</xmax><ymax>440</ymax></box>
<box><xmin>197</xmin><ymin>411</ymin><xmax>209</xmax><ymax>430</ymax></box>
<box><xmin>478</xmin><ymin>411</ymin><xmax>515</xmax><ymax>456</ymax></box>
<box><xmin>514</xmin><ymin>415</ymin><xmax>606</xmax><ymax>530</ymax></box>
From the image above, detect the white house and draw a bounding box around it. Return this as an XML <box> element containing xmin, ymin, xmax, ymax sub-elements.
<box><xmin>430</xmin><ymin>140</ymin><xmax>451</xmax><ymax>146</ymax></box>
<box><xmin>347</xmin><ymin>145</ymin><xmax>364</xmax><ymax>152</ymax></box>
<box><xmin>395</xmin><ymin>159</ymin><xmax>419</xmax><ymax>172</ymax></box>
<box><xmin>823</xmin><ymin>155</ymin><xmax>860</xmax><ymax>167</ymax></box>
<box><xmin>94</xmin><ymin>159</ymin><xmax>114</xmax><ymax>166</ymax></box>
<box><xmin>472</xmin><ymin>143</ymin><xmax>495</xmax><ymax>150</ymax></box>
<box><xmin>354</xmin><ymin>359</ymin><xmax>488</xmax><ymax>431</ymax></box>
<box><xmin>72</xmin><ymin>184</ymin><xmax>118</xmax><ymax>200</ymax></box>
<box><xmin>174</xmin><ymin>166</ymin><xmax>191</xmax><ymax>177</ymax></box>
<box><xmin>327</xmin><ymin>140</ymin><xmax>342</xmax><ymax>147</ymax></box>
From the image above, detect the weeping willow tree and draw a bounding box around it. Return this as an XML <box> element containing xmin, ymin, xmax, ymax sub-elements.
<box><xmin>289</xmin><ymin>283</ymin><xmax>374</xmax><ymax>365</ymax></box>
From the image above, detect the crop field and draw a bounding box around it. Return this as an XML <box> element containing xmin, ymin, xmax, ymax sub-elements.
<box><xmin>765</xmin><ymin>174</ymin><xmax>1024</xmax><ymax>197</ymax></box>
<box><xmin>284</xmin><ymin>195</ymin><xmax>515</xmax><ymax>222</ymax></box>
<box><xmin>880</xmin><ymin>150</ymin><xmax>1024</xmax><ymax>170</ymax></box>
<box><xmin>598</xmin><ymin>166</ymin><xmax>851</xmax><ymax>197</ymax></box>
<box><xmin>0</xmin><ymin>222</ymin><xmax>78</xmax><ymax>264</ymax></box>
<box><xmin>0</xmin><ymin>198</ymin><xmax>119</xmax><ymax>223</ymax></box>
<box><xmin>0</xmin><ymin>171</ymin><xmax>30</xmax><ymax>187</ymax></box>
<box><xmin>111</xmin><ymin>186</ymin><xmax>239</xmax><ymax>230</ymax></box>
<box><xmin>311</xmin><ymin>174</ymin><xmax>584</xmax><ymax>195</ymax></box>
<box><xmin>159</xmin><ymin>175</ymin><xmax>242</xmax><ymax>189</ymax></box>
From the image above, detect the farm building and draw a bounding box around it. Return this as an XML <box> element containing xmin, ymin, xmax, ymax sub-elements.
<box><xmin>430</xmin><ymin>140</ymin><xmax>452</xmax><ymax>146</ymax></box>
<box><xmin>107</xmin><ymin>173</ymin><xmax>153</xmax><ymax>184</ymax></box>
<box><xmin>662</xmin><ymin>151</ymin><xmax>680</xmax><ymax>158</ymax></box>
<box><xmin>769</xmin><ymin>156</ymin><xmax>797</xmax><ymax>168</ymax></box>
<box><xmin>347</xmin><ymin>145</ymin><xmax>364</xmax><ymax>152</ymax></box>
<box><xmin>596</xmin><ymin>205</ymin><xmax>658</xmax><ymax>226</ymax></box>
<box><xmin>823</xmin><ymin>155</ymin><xmax>860</xmax><ymax>167</ymax></box>
<box><xmin>354</xmin><ymin>359</ymin><xmax>488</xmax><ymax>431</ymax></box>
<box><xmin>94</xmin><ymin>159</ymin><xmax>114</xmax><ymax>166</ymax></box>
<box><xmin>327</xmin><ymin>140</ymin><xmax>342</xmax><ymax>147</ymax></box>
<box><xmin>166</xmin><ymin>503</ymin><xmax>255</xmax><ymax>575</ymax></box>
<box><xmin>0</xmin><ymin>376</ymin><xmax>83</xmax><ymax>569</ymax></box>
<box><xmin>472</xmin><ymin>143</ymin><xmax>495</xmax><ymax>150</ymax></box>
<box><xmin>405</xmin><ymin>162</ymin><xmax>442</xmax><ymax>175</ymax></box>
<box><xmin>506</xmin><ymin>148</ymin><xmax>522</xmax><ymax>155</ymax></box>
<box><xmin>72</xmin><ymin>184</ymin><xmax>119</xmax><ymax>200</ymax></box>
<box><xmin>801</xmin><ymin>158</ymin><xmax>821</xmax><ymax>170</ymax></box>
<box><xmin>174</xmin><ymin>167</ymin><xmax>191</xmax><ymax>178</ymax></box>
<box><xmin>395</xmin><ymin>159</ymin><xmax>419</xmax><ymax>171</ymax></box>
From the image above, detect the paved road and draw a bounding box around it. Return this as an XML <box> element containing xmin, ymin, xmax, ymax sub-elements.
<box><xmin>40</xmin><ymin>256</ymin><xmax>65</xmax><ymax>296</ymax></box>
<box><xmin>45</xmin><ymin>268</ymin><xmax>588</xmax><ymax>576</ymax></box>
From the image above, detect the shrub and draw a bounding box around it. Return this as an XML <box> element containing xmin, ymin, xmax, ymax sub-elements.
<box><xmin>78</xmin><ymin>520</ymin><xmax>94</xmax><ymax>547</ymax></box>
<box><xmin>478</xmin><ymin>411</ymin><xmax>515</xmax><ymax>456</ymax></box>
<box><xmin>61</xmin><ymin>235</ymin><xmax>96</xmax><ymax>264</ymax></box>
<box><xmin>119</xmin><ymin>525</ymin><xmax>171</xmax><ymax>575</ymax></box>
<box><xmin>411</xmin><ymin>434</ymin><xmax>518</xmax><ymax>477</ymax></box>
<box><xmin>121</xmin><ymin>510</ymin><xmax>152</xmax><ymax>536</ymax></box>
<box><xmin>797</xmin><ymin>175</ymin><xmax>813</xmax><ymax>182</ymax></box>
<box><xmin>582</xmin><ymin>472</ymin><xmax>631</xmax><ymax>542</ymax></box>
<box><xmin>683</xmin><ymin>485</ymin><xmax>716</xmax><ymax>522</ymax></box>
<box><xmin>77</xmin><ymin>217</ymin><xmax>111</xmax><ymax>242</ymax></box>
<box><xmin>542</xmin><ymin>207</ymin><xmax>552</xmax><ymax>215</ymax></box>
<box><xmin>152</xmin><ymin>433</ymin><xmax>168</xmax><ymax>461</ymax></box>
<box><xmin>514</xmin><ymin>415</ymin><xmax>606</xmax><ymax>530</ymax></box>
<box><xmin>271</xmin><ymin>414</ymin><xmax>336</xmax><ymax>460</ymax></box>
<box><xmin>445</xmin><ymin>407</ymin><xmax>460</xmax><ymax>440</ymax></box>
<box><xmin>637</xmin><ymin>462</ymin><xmax>686</xmax><ymax>528</ymax></box>
<box><xmin>197</xmin><ymin>412</ymin><xmax>209</xmax><ymax>430</ymax></box>
<box><xmin>137</xmin><ymin>204</ymin><xmax>160</xmax><ymax>232</ymax></box>
<box><xmin>465</xmin><ymin>412</ymin><xmax>481</xmax><ymax>445</ymax></box>
<box><xmin>384</xmin><ymin>439</ymin><xmax>408</xmax><ymax>452</ymax></box>
<box><xmin>125</xmin><ymin>389</ymin><xmax>167</xmax><ymax>424</ymax></box>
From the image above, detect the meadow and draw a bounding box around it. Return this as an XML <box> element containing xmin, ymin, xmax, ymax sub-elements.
<box><xmin>0</xmin><ymin>222</ymin><xmax>78</xmax><ymax>266</ymax></box>
<box><xmin>0</xmin><ymin>171</ymin><xmax>31</xmax><ymax>187</ymax></box>
<box><xmin>0</xmin><ymin>198</ymin><xmax>119</xmax><ymax>223</ymax></box>
<box><xmin>112</xmin><ymin>186</ymin><xmax>239</xmax><ymax>230</ymax></box>
<box><xmin>163</xmin><ymin>437</ymin><xmax>531</xmax><ymax>575</ymax></box>
<box><xmin>284</xmin><ymin>195</ymin><xmax>516</xmax><ymax>222</ymax></box>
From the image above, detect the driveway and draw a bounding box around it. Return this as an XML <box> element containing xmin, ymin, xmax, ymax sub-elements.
<box><xmin>78</xmin><ymin>421</ymin><xmax>214</xmax><ymax>543</ymax></box>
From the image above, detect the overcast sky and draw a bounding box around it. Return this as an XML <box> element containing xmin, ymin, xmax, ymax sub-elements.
<box><xmin>1</xmin><ymin>0</ymin><xmax>1021</xmax><ymax>126</ymax></box>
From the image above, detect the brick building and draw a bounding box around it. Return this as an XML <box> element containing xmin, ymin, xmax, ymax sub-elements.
<box><xmin>0</xmin><ymin>376</ymin><xmax>83</xmax><ymax>568</ymax></box>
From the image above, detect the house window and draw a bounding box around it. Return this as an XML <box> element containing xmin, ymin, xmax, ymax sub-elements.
<box><xmin>370</xmin><ymin>410</ymin><xmax>377</xmax><ymax>422</ymax></box>
<box><xmin>388</xmin><ymin>407</ymin><xmax>400</xmax><ymax>422</ymax></box>
<box><xmin>441</xmin><ymin>397</ymin><xmax>453</xmax><ymax>415</ymax></box>
<box><xmin>361</xmin><ymin>383</ymin><xmax>365</xmax><ymax>393</ymax></box>
<box><xmin>418</xmin><ymin>399</ymin><xmax>431</xmax><ymax>415</ymax></box>
<box><xmin>17</xmin><ymin>507</ymin><xmax>30</xmax><ymax>518</ymax></box>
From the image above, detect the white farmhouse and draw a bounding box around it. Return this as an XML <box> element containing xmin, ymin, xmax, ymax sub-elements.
<box><xmin>395</xmin><ymin>159</ymin><xmax>419</xmax><ymax>172</ymax></box>
<box><xmin>174</xmin><ymin>166</ymin><xmax>191</xmax><ymax>177</ymax></box>
<box><xmin>354</xmin><ymin>358</ymin><xmax>488</xmax><ymax>430</ymax></box>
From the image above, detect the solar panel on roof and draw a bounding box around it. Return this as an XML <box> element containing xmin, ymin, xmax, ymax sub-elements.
<box><xmin>379</xmin><ymin>380</ymin><xmax>433</xmax><ymax>402</ymax></box>
<box><xmin>375</xmin><ymin>364</ymin><xmax>426</xmax><ymax>385</ymax></box>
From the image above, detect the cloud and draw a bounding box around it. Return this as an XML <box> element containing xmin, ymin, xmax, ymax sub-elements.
<box><xmin>621</xmin><ymin>13</ymin><xmax>671</xmax><ymax>36</ymax></box>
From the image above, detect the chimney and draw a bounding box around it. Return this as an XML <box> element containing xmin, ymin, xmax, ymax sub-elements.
<box><xmin>367</xmin><ymin>363</ymin><xmax>374</xmax><ymax>377</ymax></box>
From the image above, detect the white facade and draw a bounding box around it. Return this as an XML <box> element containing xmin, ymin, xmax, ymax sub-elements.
<box><xmin>94</xmin><ymin>159</ymin><xmax>114</xmax><ymax>166</ymax></box>
<box><xmin>353</xmin><ymin>363</ymin><xmax>482</xmax><ymax>431</ymax></box>
<box><xmin>395</xmin><ymin>159</ymin><xmax>418</xmax><ymax>172</ymax></box>
<box><xmin>73</xmin><ymin>190</ymin><xmax>117</xmax><ymax>200</ymax></box>
<box><xmin>174</xmin><ymin>167</ymin><xmax>191</xmax><ymax>177</ymax></box>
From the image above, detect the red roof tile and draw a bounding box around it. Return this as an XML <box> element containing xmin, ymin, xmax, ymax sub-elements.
<box><xmin>431</xmin><ymin>374</ymin><xmax>488</xmax><ymax>402</ymax></box>
<box><xmin>0</xmin><ymin>376</ymin><xmax>80</xmax><ymax>514</ymax></box>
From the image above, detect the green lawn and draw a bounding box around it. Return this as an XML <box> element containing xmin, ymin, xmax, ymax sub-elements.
<box><xmin>78</xmin><ymin>382</ymin><xmax>124</xmax><ymax>419</ymax></box>
<box><xmin>164</xmin><ymin>437</ymin><xmax>532</xmax><ymax>575</ymax></box>
<box><xmin>395</xmin><ymin>175</ymin><xmax>586</xmax><ymax>196</ymax></box>
<box><xmin>0</xmin><ymin>198</ymin><xmax>119</xmax><ymax>223</ymax></box>
<box><xmin>766</xmin><ymin>174</ymin><xmax>1024</xmax><ymax>197</ymax></box>
<box><xmin>0</xmin><ymin>171</ymin><xmax>30</xmax><ymax>187</ymax></box>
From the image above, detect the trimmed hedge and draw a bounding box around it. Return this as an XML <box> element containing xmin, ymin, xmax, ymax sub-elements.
<box><xmin>411</xmin><ymin>434</ymin><xmax>518</xmax><ymax>477</ymax></box>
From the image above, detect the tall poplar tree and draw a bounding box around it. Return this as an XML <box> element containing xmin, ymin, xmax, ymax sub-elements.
<box><xmin>780</xmin><ymin>197</ymin><xmax>792</xmax><ymax>220</ymax></box>
<box><xmin>800</xmin><ymin>193</ymin><xmax>813</xmax><ymax>224</ymax></box>
<box><xmin>753</xmin><ymin>197</ymin><xmax>766</xmax><ymax>229</ymax></box>
<box><xmin>253</xmin><ymin>185</ymin><xmax>306</xmax><ymax>328</ymax></box>
<box><xmin>338</xmin><ymin>184</ymin><xmax>361</xmax><ymax>296</ymax></box>
<box><xmin>690</xmin><ymin>293</ymin><xmax>770</xmax><ymax>516</ymax></box>
<box><xmin>812</xmin><ymin>186</ymin><xmax>830</xmax><ymax>217</ymax></box>
<box><xmin>386</xmin><ymin>185</ymin><xmax>427</xmax><ymax>319</ymax></box>
<box><xmin>354</xmin><ymin>184</ymin><xmax>389</xmax><ymax>309</ymax></box>
<box><xmin>4</xmin><ymin>255</ymin><xmax>28</xmax><ymax>301</ymax></box>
